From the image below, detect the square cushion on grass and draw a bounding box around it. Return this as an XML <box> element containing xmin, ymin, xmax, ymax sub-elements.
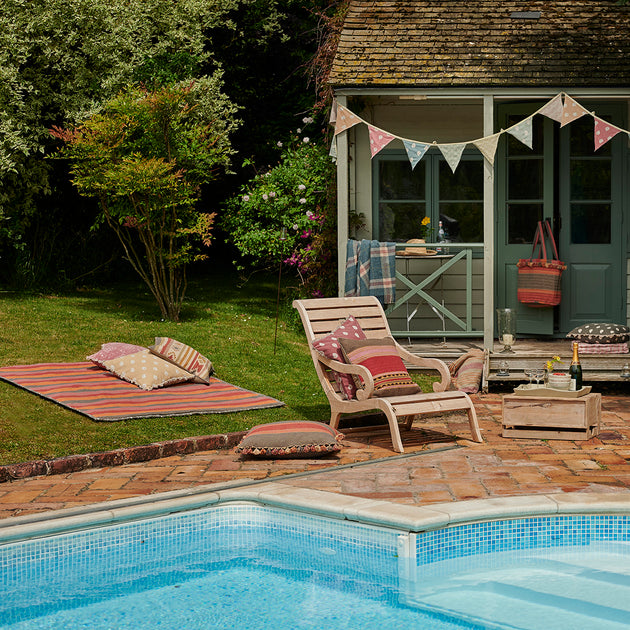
<box><xmin>567</xmin><ymin>323</ymin><xmax>630</xmax><ymax>344</ymax></box>
<box><xmin>235</xmin><ymin>421</ymin><xmax>344</xmax><ymax>458</ymax></box>
<box><xmin>102</xmin><ymin>350</ymin><xmax>194</xmax><ymax>391</ymax></box>
<box><xmin>311</xmin><ymin>315</ymin><xmax>366</xmax><ymax>400</ymax></box>
<box><xmin>87</xmin><ymin>342</ymin><xmax>147</xmax><ymax>368</ymax></box>
<box><xmin>149</xmin><ymin>337</ymin><xmax>213</xmax><ymax>384</ymax></box>
<box><xmin>339</xmin><ymin>336</ymin><xmax>421</xmax><ymax>398</ymax></box>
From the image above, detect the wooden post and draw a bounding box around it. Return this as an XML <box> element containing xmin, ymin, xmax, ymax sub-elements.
<box><xmin>335</xmin><ymin>94</ymin><xmax>349</xmax><ymax>297</ymax></box>
<box><xmin>483</xmin><ymin>94</ymin><xmax>495</xmax><ymax>352</ymax></box>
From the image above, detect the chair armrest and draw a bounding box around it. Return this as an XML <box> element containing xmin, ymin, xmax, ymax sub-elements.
<box><xmin>396</xmin><ymin>345</ymin><xmax>452</xmax><ymax>392</ymax></box>
<box><xmin>315</xmin><ymin>354</ymin><xmax>375</xmax><ymax>399</ymax></box>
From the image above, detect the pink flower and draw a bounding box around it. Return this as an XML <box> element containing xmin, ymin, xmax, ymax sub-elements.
<box><xmin>298</xmin><ymin>184</ymin><xmax>306</xmax><ymax>191</ymax></box>
<box><xmin>262</xmin><ymin>193</ymin><xmax>268</xmax><ymax>201</ymax></box>
<box><xmin>299</xmin><ymin>198</ymin><xmax>307</xmax><ymax>204</ymax></box>
<box><xmin>243</xmin><ymin>195</ymin><xmax>250</xmax><ymax>202</ymax></box>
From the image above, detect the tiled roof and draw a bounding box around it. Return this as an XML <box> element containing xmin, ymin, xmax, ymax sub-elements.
<box><xmin>329</xmin><ymin>1</ymin><xmax>630</xmax><ymax>88</ymax></box>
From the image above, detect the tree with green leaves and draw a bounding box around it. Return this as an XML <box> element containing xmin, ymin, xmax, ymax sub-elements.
<box><xmin>52</xmin><ymin>78</ymin><xmax>239</xmax><ymax>320</ymax></box>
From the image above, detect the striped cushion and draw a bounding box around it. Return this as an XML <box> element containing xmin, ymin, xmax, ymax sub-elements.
<box><xmin>578</xmin><ymin>342</ymin><xmax>629</xmax><ymax>354</ymax></box>
<box><xmin>454</xmin><ymin>355</ymin><xmax>483</xmax><ymax>393</ymax></box>
<box><xmin>339</xmin><ymin>337</ymin><xmax>421</xmax><ymax>398</ymax></box>
<box><xmin>149</xmin><ymin>337</ymin><xmax>213</xmax><ymax>384</ymax></box>
<box><xmin>235</xmin><ymin>421</ymin><xmax>343</xmax><ymax>458</ymax></box>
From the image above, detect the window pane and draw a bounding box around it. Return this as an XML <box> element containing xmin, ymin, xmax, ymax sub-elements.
<box><xmin>379</xmin><ymin>161</ymin><xmax>425</xmax><ymax>200</ymax></box>
<box><xmin>570</xmin><ymin>159</ymin><xmax>611</xmax><ymax>200</ymax></box>
<box><xmin>508</xmin><ymin>158</ymin><xmax>543</xmax><ymax>200</ymax></box>
<box><xmin>379</xmin><ymin>202</ymin><xmax>427</xmax><ymax>242</ymax></box>
<box><xmin>439</xmin><ymin>203</ymin><xmax>482</xmax><ymax>242</ymax></box>
<box><xmin>571</xmin><ymin>204</ymin><xmax>611</xmax><ymax>244</ymax></box>
<box><xmin>439</xmin><ymin>160</ymin><xmax>483</xmax><ymax>200</ymax></box>
<box><xmin>507</xmin><ymin>203</ymin><xmax>543</xmax><ymax>244</ymax></box>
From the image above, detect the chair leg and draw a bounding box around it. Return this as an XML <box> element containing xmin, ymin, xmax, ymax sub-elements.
<box><xmin>402</xmin><ymin>414</ymin><xmax>417</xmax><ymax>430</ymax></box>
<box><xmin>466</xmin><ymin>402</ymin><xmax>483</xmax><ymax>443</ymax></box>
<box><xmin>384</xmin><ymin>409</ymin><xmax>405</xmax><ymax>453</ymax></box>
<box><xmin>330</xmin><ymin>410</ymin><xmax>343</xmax><ymax>431</ymax></box>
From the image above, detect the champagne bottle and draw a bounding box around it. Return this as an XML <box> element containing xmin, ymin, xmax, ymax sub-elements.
<box><xmin>569</xmin><ymin>341</ymin><xmax>583</xmax><ymax>391</ymax></box>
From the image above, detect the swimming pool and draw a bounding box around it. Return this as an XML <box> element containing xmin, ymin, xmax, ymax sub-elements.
<box><xmin>1</xmin><ymin>486</ymin><xmax>630</xmax><ymax>629</ymax></box>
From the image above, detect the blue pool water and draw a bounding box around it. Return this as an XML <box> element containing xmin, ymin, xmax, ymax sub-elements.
<box><xmin>1</xmin><ymin>504</ymin><xmax>630</xmax><ymax>629</ymax></box>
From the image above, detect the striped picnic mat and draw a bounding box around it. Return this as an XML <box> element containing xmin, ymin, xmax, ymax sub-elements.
<box><xmin>0</xmin><ymin>362</ymin><xmax>284</xmax><ymax>421</ymax></box>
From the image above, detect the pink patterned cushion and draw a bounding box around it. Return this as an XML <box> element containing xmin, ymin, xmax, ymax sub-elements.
<box><xmin>578</xmin><ymin>342</ymin><xmax>629</xmax><ymax>354</ymax></box>
<box><xmin>311</xmin><ymin>316</ymin><xmax>366</xmax><ymax>400</ymax></box>
<box><xmin>87</xmin><ymin>342</ymin><xmax>147</xmax><ymax>368</ymax></box>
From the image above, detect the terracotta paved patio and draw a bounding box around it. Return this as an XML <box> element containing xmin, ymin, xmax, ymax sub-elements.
<box><xmin>1</xmin><ymin>389</ymin><xmax>630</xmax><ymax>521</ymax></box>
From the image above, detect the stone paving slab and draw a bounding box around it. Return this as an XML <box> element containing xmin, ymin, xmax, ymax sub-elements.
<box><xmin>1</xmin><ymin>391</ymin><xmax>629</xmax><ymax>520</ymax></box>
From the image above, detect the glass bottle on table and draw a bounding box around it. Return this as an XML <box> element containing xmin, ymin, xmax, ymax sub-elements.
<box><xmin>569</xmin><ymin>341</ymin><xmax>583</xmax><ymax>391</ymax></box>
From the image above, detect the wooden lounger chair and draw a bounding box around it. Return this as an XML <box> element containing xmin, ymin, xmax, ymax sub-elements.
<box><xmin>293</xmin><ymin>296</ymin><xmax>482</xmax><ymax>453</ymax></box>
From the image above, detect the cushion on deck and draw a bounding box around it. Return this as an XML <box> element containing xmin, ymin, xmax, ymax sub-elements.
<box><xmin>311</xmin><ymin>315</ymin><xmax>366</xmax><ymax>400</ymax></box>
<box><xmin>567</xmin><ymin>323</ymin><xmax>630</xmax><ymax>344</ymax></box>
<box><xmin>149</xmin><ymin>337</ymin><xmax>213</xmax><ymax>384</ymax></box>
<box><xmin>235</xmin><ymin>421</ymin><xmax>344</xmax><ymax>458</ymax></box>
<box><xmin>339</xmin><ymin>336</ymin><xmax>421</xmax><ymax>398</ymax></box>
<box><xmin>102</xmin><ymin>350</ymin><xmax>194</xmax><ymax>391</ymax></box>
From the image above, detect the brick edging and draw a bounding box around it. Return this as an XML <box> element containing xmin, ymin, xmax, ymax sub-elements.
<box><xmin>0</xmin><ymin>432</ymin><xmax>248</xmax><ymax>483</ymax></box>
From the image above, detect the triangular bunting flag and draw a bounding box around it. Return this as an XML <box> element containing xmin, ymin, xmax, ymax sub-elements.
<box><xmin>539</xmin><ymin>93</ymin><xmax>564</xmax><ymax>123</ymax></box>
<box><xmin>438</xmin><ymin>143</ymin><xmax>467</xmax><ymax>173</ymax></box>
<box><xmin>368</xmin><ymin>125</ymin><xmax>396</xmax><ymax>158</ymax></box>
<box><xmin>334</xmin><ymin>104</ymin><xmax>362</xmax><ymax>135</ymax></box>
<box><xmin>473</xmin><ymin>133</ymin><xmax>501</xmax><ymax>165</ymax></box>
<box><xmin>561</xmin><ymin>95</ymin><xmax>590</xmax><ymax>127</ymax></box>
<box><xmin>402</xmin><ymin>139</ymin><xmax>429</xmax><ymax>170</ymax></box>
<box><xmin>507</xmin><ymin>117</ymin><xmax>534</xmax><ymax>149</ymax></box>
<box><xmin>329</xmin><ymin>100</ymin><xmax>338</xmax><ymax>125</ymax></box>
<box><xmin>593</xmin><ymin>116</ymin><xmax>623</xmax><ymax>151</ymax></box>
<box><xmin>328</xmin><ymin>135</ymin><xmax>337</xmax><ymax>160</ymax></box>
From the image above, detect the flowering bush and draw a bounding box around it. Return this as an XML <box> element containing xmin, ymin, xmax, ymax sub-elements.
<box><xmin>222</xmin><ymin>120</ymin><xmax>338</xmax><ymax>297</ymax></box>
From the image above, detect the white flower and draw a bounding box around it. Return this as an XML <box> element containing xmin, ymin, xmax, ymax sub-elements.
<box><xmin>302</xmin><ymin>137</ymin><xmax>310</xmax><ymax>143</ymax></box>
<box><xmin>276</xmin><ymin>141</ymin><xmax>283</xmax><ymax>147</ymax></box>
<box><xmin>306</xmin><ymin>210</ymin><xmax>313</xmax><ymax>217</ymax></box>
<box><xmin>297</xmin><ymin>128</ymin><xmax>302</xmax><ymax>134</ymax></box>
<box><xmin>298</xmin><ymin>184</ymin><xmax>306</xmax><ymax>190</ymax></box>
<box><xmin>262</xmin><ymin>193</ymin><xmax>268</xmax><ymax>201</ymax></box>
<box><xmin>269</xmin><ymin>191</ymin><xmax>276</xmax><ymax>198</ymax></box>
<box><xmin>302</xmin><ymin>116</ymin><xmax>313</xmax><ymax>124</ymax></box>
<box><xmin>299</xmin><ymin>198</ymin><xmax>307</xmax><ymax>204</ymax></box>
<box><xmin>243</xmin><ymin>195</ymin><xmax>250</xmax><ymax>202</ymax></box>
<box><xmin>292</xmin><ymin>223</ymin><xmax>298</xmax><ymax>230</ymax></box>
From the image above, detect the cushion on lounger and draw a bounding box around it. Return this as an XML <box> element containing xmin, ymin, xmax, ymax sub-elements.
<box><xmin>87</xmin><ymin>342</ymin><xmax>147</xmax><ymax>368</ymax></box>
<box><xmin>102</xmin><ymin>350</ymin><xmax>194</xmax><ymax>391</ymax></box>
<box><xmin>339</xmin><ymin>336</ymin><xmax>421</xmax><ymax>398</ymax></box>
<box><xmin>567</xmin><ymin>323</ymin><xmax>630</xmax><ymax>344</ymax></box>
<box><xmin>149</xmin><ymin>337</ymin><xmax>213</xmax><ymax>384</ymax></box>
<box><xmin>311</xmin><ymin>315</ymin><xmax>366</xmax><ymax>400</ymax></box>
<box><xmin>235</xmin><ymin>421</ymin><xmax>344</xmax><ymax>458</ymax></box>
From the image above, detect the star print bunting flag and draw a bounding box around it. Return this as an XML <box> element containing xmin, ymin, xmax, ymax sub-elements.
<box><xmin>593</xmin><ymin>117</ymin><xmax>623</xmax><ymax>151</ymax></box>
<box><xmin>334</xmin><ymin>104</ymin><xmax>362</xmax><ymax>135</ymax></box>
<box><xmin>438</xmin><ymin>143</ymin><xmax>467</xmax><ymax>173</ymax></box>
<box><xmin>368</xmin><ymin>125</ymin><xmax>395</xmax><ymax>158</ymax></box>
<box><xmin>473</xmin><ymin>133</ymin><xmax>501</xmax><ymax>166</ymax></box>
<box><xmin>539</xmin><ymin>93</ymin><xmax>564</xmax><ymax>123</ymax></box>
<box><xmin>507</xmin><ymin>117</ymin><xmax>534</xmax><ymax>149</ymax></box>
<box><xmin>403</xmin><ymin>140</ymin><xmax>429</xmax><ymax>169</ymax></box>
<box><xmin>561</xmin><ymin>95</ymin><xmax>590</xmax><ymax>127</ymax></box>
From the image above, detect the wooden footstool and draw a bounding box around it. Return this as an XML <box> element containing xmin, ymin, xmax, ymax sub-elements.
<box><xmin>502</xmin><ymin>392</ymin><xmax>601</xmax><ymax>440</ymax></box>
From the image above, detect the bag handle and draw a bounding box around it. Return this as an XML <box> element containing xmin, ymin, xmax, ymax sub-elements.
<box><xmin>529</xmin><ymin>220</ymin><xmax>559</xmax><ymax>262</ymax></box>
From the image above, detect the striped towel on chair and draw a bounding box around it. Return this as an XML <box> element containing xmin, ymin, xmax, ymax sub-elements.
<box><xmin>344</xmin><ymin>239</ymin><xmax>396</xmax><ymax>305</ymax></box>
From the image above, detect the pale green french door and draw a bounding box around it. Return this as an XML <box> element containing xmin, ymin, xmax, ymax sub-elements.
<box><xmin>496</xmin><ymin>101</ymin><xmax>625</xmax><ymax>337</ymax></box>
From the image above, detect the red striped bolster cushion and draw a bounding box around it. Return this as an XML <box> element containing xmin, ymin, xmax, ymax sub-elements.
<box><xmin>339</xmin><ymin>337</ymin><xmax>421</xmax><ymax>398</ymax></box>
<box><xmin>149</xmin><ymin>337</ymin><xmax>213</xmax><ymax>384</ymax></box>
<box><xmin>454</xmin><ymin>356</ymin><xmax>483</xmax><ymax>393</ymax></box>
<box><xmin>235</xmin><ymin>421</ymin><xmax>344</xmax><ymax>458</ymax></box>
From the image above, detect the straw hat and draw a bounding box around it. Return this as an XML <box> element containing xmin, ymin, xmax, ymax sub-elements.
<box><xmin>400</xmin><ymin>238</ymin><xmax>437</xmax><ymax>256</ymax></box>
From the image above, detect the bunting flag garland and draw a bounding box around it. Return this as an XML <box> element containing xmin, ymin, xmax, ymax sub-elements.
<box><xmin>402</xmin><ymin>139</ymin><xmax>430</xmax><ymax>170</ymax></box>
<box><xmin>472</xmin><ymin>133</ymin><xmax>501</xmax><ymax>166</ymax></box>
<box><xmin>561</xmin><ymin>95</ymin><xmax>590</xmax><ymax>128</ymax></box>
<box><xmin>329</xmin><ymin>99</ymin><xmax>338</xmax><ymax>125</ymax></box>
<box><xmin>538</xmin><ymin>93</ymin><xmax>564</xmax><ymax>123</ymax></box>
<box><xmin>507</xmin><ymin>117</ymin><xmax>533</xmax><ymax>149</ymax></box>
<box><xmin>593</xmin><ymin>117</ymin><xmax>623</xmax><ymax>151</ymax></box>
<box><xmin>329</xmin><ymin>134</ymin><xmax>338</xmax><ymax>160</ymax></box>
<box><xmin>368</xmin><ymin>125</ymin><xmax>396</xmax><ymax>157</ymax></box>
<box><xmin>329</xmin><ymin>92</ymin><xmax>630</xmax><ymax>172</ymax></box>
<box><xmin>334</xmin><ymin>104</ymin><xmax>362</xmax><ymax>135</ymax></box>
<box><xmin>439</xmin><ymin>143</ymin><xmax>467</xmax><ymax>173</ymax></box>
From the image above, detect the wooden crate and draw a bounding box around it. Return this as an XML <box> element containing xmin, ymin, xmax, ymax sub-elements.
<box><xmin>502</xmin><ymin>392</ymin><xmax>601</xmax><ymax>440</ymax></box>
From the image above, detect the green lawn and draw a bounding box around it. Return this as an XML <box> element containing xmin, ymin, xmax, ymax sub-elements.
<box><xmin>0</xmin><ymin>272</ymin><xmax>435</xmax><ymax>466</ymax></box>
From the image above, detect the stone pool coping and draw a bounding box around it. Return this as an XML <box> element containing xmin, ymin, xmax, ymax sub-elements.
<box><xmin>2</xmin><ymin>479</ymin><xmax>630</xmax><ymax>545</ymax></box>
